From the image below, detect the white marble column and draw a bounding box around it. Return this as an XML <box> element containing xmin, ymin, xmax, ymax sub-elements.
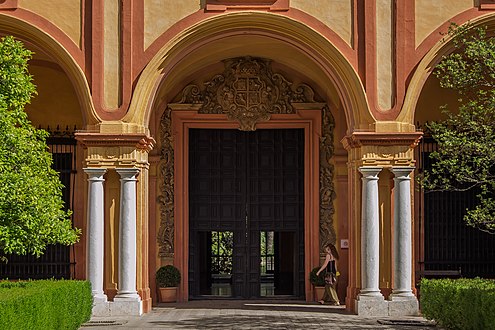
<box><xmin>358</xmin><ymin>166</ymin><xmax>383</xmax><ymax>298</ymax></box>
<box><xmin>84</xmin><ymin>168</ymin><xmax>108</xmax><ymax>303</ymax></box>
<box><xmin>388</xmin><ymin>167</ymin><xmax>419</xmax><ymax>316</ymax></box>
<box><xmin>356</xmin><ymin>166</ymin><xmax>387</xmax><ymax>316</ymax></box>
<box><xmin>115</xmin><ymin>168</ymin><xmax>140</xmax><ymax>300</ymax></box>
<box><xmin>114</xmin><ymin>168</ymin><xmax>142</xmax><ymax>315</ymax></box>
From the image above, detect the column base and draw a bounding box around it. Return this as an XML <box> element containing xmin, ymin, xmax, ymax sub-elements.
<box><xmin>388</xmin><ymin>296</ymin><xmax>419</xmax><ymax>316</ymax></box>
<box><xmin>92</xmin><ymin>301</ymin><xmax>110</xmax><ymax>316</ymax></box>
<box><xmin>91</xmin><ymin>300</ymin><xmax>143</xmax><ymax>317</ymax></box>
<box><xmin>353</xmin><ymin>295</ymin><xmax>419</xmax><ymax>317</ymax></box>
<box><xmin>355</xmin><ymin>294</ymin><xmax>389</xmax><ymax>317</ymax></box>
<box><xmin>111</xmin><ymin>299</ymin><xmax>143</xmax><ymax>316</ymax></box>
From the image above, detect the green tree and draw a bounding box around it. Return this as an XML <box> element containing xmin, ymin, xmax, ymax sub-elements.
<box><xmin>421</xmin><ymin>23</ymin><xmax>495</xmax><ymax>234</ymax></box>
<box><xmin>0</xmin><ymin>36</ymin><xmax>80</xmax><ymax>258</ymax></box>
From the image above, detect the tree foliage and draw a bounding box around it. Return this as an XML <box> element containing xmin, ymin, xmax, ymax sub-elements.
<box><xmin>0</xmin><ymin>36</ymin><xmax>80</xmax><ymax>258</ymax></box>
<box><xmin>421</xmin><ymin>23</ymin><xmax>495</xmax><ymax>234</ymax></box>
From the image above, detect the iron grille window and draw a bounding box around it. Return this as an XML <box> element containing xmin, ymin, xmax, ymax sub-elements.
<box><xmin>0</xmin><ymin>135</ymin><xmax>77</xmax><ymax>280</ymax></box>
<box><xmin>416</xmin><ymin>136</ymin><xmax>495</xmax><ymax>278</ymax></box>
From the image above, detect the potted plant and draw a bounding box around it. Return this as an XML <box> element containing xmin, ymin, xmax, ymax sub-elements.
<box><xmin>310</xmin><ymin>266</ymin><xmax>326</xmax><ymax>301</ymax></box>
<box><xmin>156</xmin><ymin>265</ymin><xmax>181</xmax><ymax>303</ymax></box>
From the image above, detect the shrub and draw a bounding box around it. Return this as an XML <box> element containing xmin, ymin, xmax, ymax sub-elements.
<box><xmin>0</xmin><ymin>279</ymin><xmax>92</xmax><ymax>330</ymax></box>
<box><xmin>309</xmin><ymin>267</ymin><xmax>325</xmax><ymax>287</ymax></box>
<box><xmin>156</xmin><ymin>265</ymin><xmax>181</xmax><ymax>287</ymax></box>
<box><xmin>420</xmin><ymin>278</ymin><xmax>495</xmax><ymax>330</ymax></box>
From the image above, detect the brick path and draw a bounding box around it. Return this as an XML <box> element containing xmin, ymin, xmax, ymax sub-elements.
<box><xmin>81</xmin><ymin>300</ymin><xmax>438</xmax><ymax>329</ymax></box>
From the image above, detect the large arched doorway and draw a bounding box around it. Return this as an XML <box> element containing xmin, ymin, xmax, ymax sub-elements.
<box><xmin>157</xmin><ymin>56</ymin><xmax>335</xmax><ymax>301</ymax></box>
<box><xmin>136</xmin><ymin>11</ymin><xmax>367</xmax><ymax>305</ymax></box>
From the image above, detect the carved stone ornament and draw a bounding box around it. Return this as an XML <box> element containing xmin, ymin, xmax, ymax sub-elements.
<box><xmin>159</xmin><ymin>57</ymin><xmax>336</xmax><ymax>258</ymax></box>
<box><xmin>319</xmin><ymin>106</ymin><xmax>337</xmax><ymax>253</ymax></box>
<box><xmin>178</xmin><ymin>56</ymin><xmax>316</xmax><ymax>131</ymax></box>
<box><xmin>157</xmin><ymin>108</ymin><xmax>175</xmax><ymax>257</ymax></box>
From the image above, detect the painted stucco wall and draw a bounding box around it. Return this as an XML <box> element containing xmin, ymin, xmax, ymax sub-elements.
<box><xmin>27</xmin><ymin>65</ymin><xmax>83</xmax><ymax>130</ymax></box>
<box><xmin>291</xmin><ymin>0</ymin><xmax>353</xmax><ymax>47</ymax></box>
<box><xmin>415</xmin><ymin>75</ymin><xmax>460</xmax><ymax>124</ymax></box>
<box><xmin>415</xmin><ymin>0</ymin><xmax>473</xmax><ymax>47</ymax></box>
<box><xmin>18</xmin><ymin>0</ymin><xmax>82</xmax><ymax>48</ymax></box>
<box><xmin>144</xmin><ymin>0</ymin><xmax>201</xmax><ymax>49</ymax></box>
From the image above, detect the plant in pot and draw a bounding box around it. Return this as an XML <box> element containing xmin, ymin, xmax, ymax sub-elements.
<box><xmin>310</xmin><ymin>266</ymin><xmax>326</xmax><ymax>302</ymax></box>
<box><xmin>156</xmin><ymin>265</ymin><xmax>181</xmax><ymax>303</ymax></box>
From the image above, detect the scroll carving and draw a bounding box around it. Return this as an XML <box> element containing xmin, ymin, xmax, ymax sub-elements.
<box><xmin>319</xmin><ymin>106</ymin><xmax>336</xmax><ymax>253</ymax></box>
<box><xmin>178</xmin><ymin>56</ymin><xmax>316</xmax><ymax>131</ymax></box>
<box><xmin>157</xmin><ymin>108</ymin><xmax>175</xmax><ymax>257</ymax></box>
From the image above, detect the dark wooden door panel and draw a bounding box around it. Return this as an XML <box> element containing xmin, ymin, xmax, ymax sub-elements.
<box><xmin>189</xmin><ymin>128</ymin><xmax>304</xmax><ymax>298</ymax></box>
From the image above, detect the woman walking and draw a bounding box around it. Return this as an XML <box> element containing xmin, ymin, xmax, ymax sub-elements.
<box><xmin>316</xmin><ymin>243</ymin><xmax>340</xmax><ymax>305</ymax></box>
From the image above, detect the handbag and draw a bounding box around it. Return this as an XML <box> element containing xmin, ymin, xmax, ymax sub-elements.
<box><xmin>324</xmin><ymin>272</ymin><xmax>336</xmax><ymax>285</ymax></box>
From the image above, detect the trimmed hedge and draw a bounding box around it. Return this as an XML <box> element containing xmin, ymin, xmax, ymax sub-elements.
<box><xmin>0</xmin><ymin>279</ymin><xmax>92</xmax><ymax>330</ymax></box>
<box><xmin>420</xmin><ymin>278</ymin><xmax>495</xmax><ymax>330</ymax></box>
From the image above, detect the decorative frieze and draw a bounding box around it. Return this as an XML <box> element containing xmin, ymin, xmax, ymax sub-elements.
<box><xmin>75</xmin><ymin>132</ymin><xmax>155</xmax><ymax>168</ymax></box>
<box><xmin>319</xmin><ymin>106</ymin><xmax>337</xmax><ymax>252</ymax></box>
<box><xmin>341</xmin><ymin>132</ymin><xmax>423</xmax><ymax>167</ymax></box>
<box><xmin>157</xmin><ymin>108</ymin><xmax>175</xmax><ymax>258</ymax></box>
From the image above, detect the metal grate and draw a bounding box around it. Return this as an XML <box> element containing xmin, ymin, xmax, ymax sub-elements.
<box><xmin>0</xmin><ymin>135</ymin><xmax>77</xmax><ymax>280</ymax></box>
<box><xmin>416</xmin><ymin>136</ymin><xmax>495</xmax><ymax>278</ymax></box>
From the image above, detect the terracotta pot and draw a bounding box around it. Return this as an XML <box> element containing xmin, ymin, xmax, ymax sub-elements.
<box><xmin>314</xmin><ymin>286</ymin><xmax>325</xmax><ymax>301</ymax></box>
<box><xmin>158</xmin><ymin>287</ymin><xmax>177</xmax><ymax>303</ymax></box>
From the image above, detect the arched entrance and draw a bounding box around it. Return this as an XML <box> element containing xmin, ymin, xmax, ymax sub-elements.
<box><xmin>157</xmin><ymin>57</ymin><xmax>336</xmax><ymax>301</ymax></box>
<box><xmin>134</xmin><ymin>11</ymin><xmax>369</xmax><ymax>306</ymax></box>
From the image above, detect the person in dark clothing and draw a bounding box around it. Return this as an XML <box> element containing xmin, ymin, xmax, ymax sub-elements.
<box><xmin>316</xmin><ymin>243</ymin><xmax>340</xmax><ymax>305</ymax></box>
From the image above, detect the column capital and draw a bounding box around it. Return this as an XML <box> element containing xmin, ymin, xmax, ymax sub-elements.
<box><xmin>358</xmin><ymin>166</ymin><xmax>383</xmax><ymax>178</ymax></box>
<box><xmin>116</xmin><ymin>168</ymin><xmax>140</xmax><ymax>180</ymax></box>
<box><xmin>84</xmin><ymin>167</ymin><xmax>107</xmax><ymax>179</ymax></box>
<box><xmin>390</xmin><ymin>166</ymin><xmax>415</xmax><ymax>179</ymax></box>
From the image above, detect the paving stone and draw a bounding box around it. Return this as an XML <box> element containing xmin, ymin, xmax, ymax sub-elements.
<box><xmin>80</xmin><ymin>300</ymin><xmax>438</xmax><ymax>329</ymax></box>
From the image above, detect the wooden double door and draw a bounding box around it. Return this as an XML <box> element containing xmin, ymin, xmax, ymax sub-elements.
<box><xmin>188</xmin><ymin>128</ymin><xmax>305</xmax><ymax>299</ymax></box>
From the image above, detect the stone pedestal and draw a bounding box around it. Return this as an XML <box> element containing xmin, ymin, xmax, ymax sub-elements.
<box><xmin>388</xmin><ymin>296</ymin><xmax>420</xmax><ymax>316</ymax></box>
<box><xmin>355</xmin><ymin>296</ymin><xmax>389</xmax><ymax>317</ymax></box>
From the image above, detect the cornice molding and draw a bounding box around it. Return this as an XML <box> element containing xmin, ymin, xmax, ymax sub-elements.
<box><xmin>75</xmin><ymin>132</ymin><xmax>156</xmax><ymax>152</ymax></box>
<box><xmin>205</xmin><ymin>0</ymin><xmax>289</xmax><ymax>11</ymax></box>
<box><xmin>341</xmin><ymin>132</ymin><xmax>423</xmax><ymax>150</ymax></box>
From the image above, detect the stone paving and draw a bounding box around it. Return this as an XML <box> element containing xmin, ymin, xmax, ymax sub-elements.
<box><xmin>81</xmin><ymin>300</ymin><xmax>439</xmax><ymax>330</ymax></box>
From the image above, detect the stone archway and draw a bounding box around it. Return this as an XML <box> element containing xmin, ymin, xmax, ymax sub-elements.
<box><xmin>156</xmin><ymin>56</ymin><xmax>337</xmax><ymax>301</ymax></box>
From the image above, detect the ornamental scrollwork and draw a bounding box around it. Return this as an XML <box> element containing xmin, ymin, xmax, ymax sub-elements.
<box><xmin>319</xmin><ymin>106</ymin><xmax>336</xmax><ymax>253</ymax></box>
<box><xmin>157</xmin><ymin>108</ymin><xmax>175</xmax><ymax>257</ymax></box>
<box><xmin>178</xmin><ymin>56</ymin><xmax>316</xmax><ymax>131</ymax></box>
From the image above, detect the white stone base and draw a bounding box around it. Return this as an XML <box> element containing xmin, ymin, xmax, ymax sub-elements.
<box><xmin>92</xmin><ymin>301</ymin><xmax>110</xmax><ymax>316</ymax></box>
<box><xmin>91</xmin><ymin>300</ymin><xmax>143</xmax><ymax>317</ymax></box>
<box><xmin>354</xmin><ymin>296</ymin><xmax>419</xmax><ymax>317</ymax></box>
<box><xmin>388</xmin><ymin>297</ymin><xmax>419</xmax><ymax>317</ymax></box>
<box><xmin>355</xmin><ymin>296</ymin><xmax>389</xmax><ymax>317</ymax></box>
